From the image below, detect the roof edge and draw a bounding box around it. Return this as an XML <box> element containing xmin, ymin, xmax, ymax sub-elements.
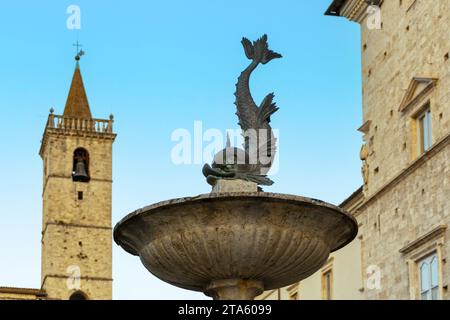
<box><xmin>0</xmin><ymin>286</ymin><xmax>47</xmax><ymax>297</ymax></box>
<box><xmin>324</xmin><ymin>0</ymin><xmax>348</xmax><ymax>16</ymax></box>
<box><xmin>339</xmin><ymin>186</ymin><xmax>364</xmax><ymax>208</ymax></box>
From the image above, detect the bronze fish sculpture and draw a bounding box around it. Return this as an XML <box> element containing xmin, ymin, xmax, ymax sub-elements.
<box><xmin>203</xmin><ymin>34</ymin><xmax>282</xmax><ymax>187</ymax></box>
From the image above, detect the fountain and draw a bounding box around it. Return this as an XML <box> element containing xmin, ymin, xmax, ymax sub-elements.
<box><xmin>114</xmin><ymin>35</ymin><xmax>357</xmax><ymax>300</ymax></box>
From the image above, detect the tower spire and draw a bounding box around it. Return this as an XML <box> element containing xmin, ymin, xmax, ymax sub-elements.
<box><xmin>63</xmin><ymin>47</ymin><xmax>92</xmax><ymax>119</ymax></box>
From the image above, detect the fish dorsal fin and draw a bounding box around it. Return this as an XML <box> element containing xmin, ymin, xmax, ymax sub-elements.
<box><xmin>258</xmin><ymin>93</ymin><xmax>279</xmax><ymax>124</ymax></box>
<box><xmin>226</xmin><ymin>133</ymin><xmax>231</xmax><ymax>148</ymax></box>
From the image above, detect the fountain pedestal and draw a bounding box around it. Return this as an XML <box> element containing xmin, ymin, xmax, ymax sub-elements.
<box><xmin>212</xmin><ymin>179</ymin><xmax>258</xmax><ymax>193</ymax></box>
<box><xmin>205</xmin><ymin>279</ymin><xmax>264</xmax><ymax>300</ymax></box>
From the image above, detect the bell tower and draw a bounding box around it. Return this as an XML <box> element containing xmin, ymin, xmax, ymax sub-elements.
<box><xmin>39</xmin><ymin>54</ymin><xmax>116</xmax><ymax>300</ymax></box>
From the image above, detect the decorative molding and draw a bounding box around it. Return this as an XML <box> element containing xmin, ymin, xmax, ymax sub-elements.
<box><xmin>43</xmin><ymin>274</ymin><xmax>112</xmax><ymax>281</ymax></box>
<box><xmin>398</xmin><ymin>77</ymin><xmax>438</xmax><ymax>113</ymax></box>
<box><xmin>42</xmin><ymin>221</ymin><xmax>112</xmax><ymax>239</ymax></box>
<box><xmin>358</xmin><ymin>120</ymin><xmax>372</xmax><ymax>134</ymax></box>
<box><xmin>341</xmin><ymin>0</ymin><xmax>366</xmax><ymax>22</ymax></box>
<box><xmin>286</xmin><ymin>282</ymin><xmax>300</xmax><ymax>300</ymax></box>
<box><xmin>0</xmin><ymin>286</ymin><xmax>47</xmax><ymax>297</ymax></box>
<box><xmin>39</xmin><ymin>113</ymin><xmax>116</xmax><ymax>158</ymax></box>
<box><xmin>286</xmin><ymin>283</ymin><xmax>299</xmax><ymax>292</ymax></box>
<box><xmin>339</xmin><ymin>186</ymin><xmax>364</xmax><ymax>209</ymax></box>
<box><xmin>41</xmin><ymin>275</ymin><xmax>113</xmax><ymax>294</ymax></box>
<box><xmin>324</xmin><ymin>256</ymin><xmax>335</xmax><ymax>266</ymax></box>
<box><xmin>354</xmin><ymin>131</ymin><xmax>450</xmax><ymax>213</ymax></box>
<box><xmin>325</xmin><ymin>0</ymin><xmax>384</xmax><ymax>22</ymax></box>
<box><xmin>342</xmin><ymin>0</ymin><xmax>383</xmax><ymax>23</ymax></box>
<box><xmin>399</xmin><ymin>225</ymin><xmax>447</xmax><ymax>255</ymax></box>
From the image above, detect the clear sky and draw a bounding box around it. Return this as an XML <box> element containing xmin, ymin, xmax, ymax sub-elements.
<box><xmin>0</xmin><ymin>0</ymin><xmax>362</xmax><ymax>299</ymax></box>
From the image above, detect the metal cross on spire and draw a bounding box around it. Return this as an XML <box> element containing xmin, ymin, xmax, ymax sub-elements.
<box><xmin>73</xmin><ymin>40</ymin><xmax>85</xmax><ymax>61</ymax></box>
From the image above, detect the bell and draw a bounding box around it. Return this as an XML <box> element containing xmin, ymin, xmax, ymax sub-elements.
<box><xmin>73</xmin><ymin>158</ymin><xmax>89</xmax><ymax>182</ymax></box>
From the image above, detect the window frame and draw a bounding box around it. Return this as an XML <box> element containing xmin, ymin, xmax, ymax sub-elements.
<box><xmin>321</xmin><ymin>262</ymin><xmax>333</xmax><ymax>300</ymax></box>
<box><xmin>416</xmin><ymin>106</ymin><xmax>432</xmax><ymax>154</ymax></box>
<box><xmin>418</xmin><ymin>253</ymin><xmax>440</xmax><ymax>300</ymax></box>
<box><xmin>287</xmin><ymin>283</ymin><xmax>299</xmax><ymax>301</ymax></box>
<box><xmin>400</xmin><ymin>225</ymin><xmax>446</xmax><ymax>300</ymax></box>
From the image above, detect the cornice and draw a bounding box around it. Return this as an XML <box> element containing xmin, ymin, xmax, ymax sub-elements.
<box><xmin>353</xmin><ymin>131</ymin><xmax>450</xmax><ymax>214</ymax></box>
<box><xmin>42</xmin><ymin>221</ymin><xmax>112</xmax><ymax>238</ymax></box>
<box><xmin>399</xmin><ymin>225</ymin><xmax>447</xmax><ymax>255</ymax></box>
<box><xmin>327</xmin><ymin>0</ymin><xmax>383</xmax><ymax>23</ymax></box>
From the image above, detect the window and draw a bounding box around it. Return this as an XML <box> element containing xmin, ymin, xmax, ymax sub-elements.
<box><xmin>419</xmin><ymin>254</ymin><xmax>440</xmax><ymax>300</ymax></box>
<box><xmin>72</xmin><ymin>148</ymin><xmax>90</xmax><ymax>182</ymax></box>
<box><xmin>416</xmin><ymin>107</ymin><xmax>432</xmax><ymax>154</ymax></box>
<box><xmin>78</xmin><ymin>191</ymin><xmax>83</xmax><ymax>200</ymax></box>
<box><xmin>400</xmin><ymin>225</ymin><xmax>446</xmax><ymax>300</ymax></box>
<box><xmin>322</xmin><ymin>269</ymin><xmax>333</xmax><ymax>300</ymax></box>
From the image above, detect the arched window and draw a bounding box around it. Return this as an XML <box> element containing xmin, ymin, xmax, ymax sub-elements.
<box><xmin>419</xmin><ymin>253</ymin><xmax>440</xmax><ymax>300</ymax></box>
<box><xmin>72</xmin><ymin>148</ymin><xmax>90</xmax><ymax>182</ymax></box>
<box><xmin>69</xmin><ymin>291</ymin><xmax>88</xmax><ymax>300</ymax></box>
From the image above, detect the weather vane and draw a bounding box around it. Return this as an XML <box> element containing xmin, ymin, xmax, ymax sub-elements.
<box><xmin>73</xmin><ymin>40</ymin><xmax>85</xmax><ymax>61</ymax></box>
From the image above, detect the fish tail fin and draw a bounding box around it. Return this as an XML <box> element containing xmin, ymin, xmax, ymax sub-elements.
<box><xmin>241</xmin><ymin>37</ymin><xmax>255</xmax><ymax>60</ymax></box>
<box><xmin>241</xmin><ymin>34</ymin><xmax>282</xmax><ymax>64</ymax></box>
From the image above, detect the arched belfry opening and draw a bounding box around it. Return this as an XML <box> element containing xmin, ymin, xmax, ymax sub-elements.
<box><xmin>72</xmin><ymin>148</ymin><xmax>90</xmax><ymax>182</ymax></box>
<box><xmin>69</xmin><ymin>290</ymin><xmax>88</xmax><ymax>300</ymax></box>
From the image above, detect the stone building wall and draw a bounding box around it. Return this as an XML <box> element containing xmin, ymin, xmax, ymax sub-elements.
<box><xmin>357</xmin><ymin>140</ymin><xmax>449</xmax><ymax>299</ymax></box>
<box><xmin>260</xmin><ymin>0</ymin><xmax>450</xmax><ymax>300</ymax></box>
<box><xmin>356</xmin><ymin>0</ymin><xmax>450</xmax><ymax>300</ymax></box>
<box><xmin>360</xmin><ymin>0</ymin><xmax>450</xmax><ymax>196</ymax></box>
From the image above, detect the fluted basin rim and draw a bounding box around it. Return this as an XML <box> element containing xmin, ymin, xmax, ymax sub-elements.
<box><xmin>114</xmin><ymin>192</ymin><xmax>358</xmax><ymax>255</ymax></box>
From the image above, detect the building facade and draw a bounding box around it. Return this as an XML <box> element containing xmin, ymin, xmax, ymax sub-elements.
<box><xmin>0</xmin><ymin>57</ymin><xmax>116</xmax><ymax>300</ymax></box>
<box><xmin>260</xmin><ymin>0</ymin><xmax>450</xmax><ymax>300</ymax></box>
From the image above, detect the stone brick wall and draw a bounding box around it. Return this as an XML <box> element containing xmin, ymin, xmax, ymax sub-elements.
<box><xmin>357</xmin><ymin>142</ymin><xmax>449</xmax><ymax>299</ymax></box>
<box><xmin>360</xmin><ymin>0</ymin><xmax>450</xmax><ymax>196</ymax></box>
<box><xmin>355</xmin><ymin>0</ymin><xmax>450</xmax><ymax>300</ymax></box>
<box><xmin>40</xmin><ymin>127</ymin><xmax>115</xmax><ymax>300</ymax></box>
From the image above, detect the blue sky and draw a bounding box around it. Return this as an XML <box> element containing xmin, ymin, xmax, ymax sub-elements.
<box><xmin>0</xmin><ymin>0</ymin><xmax>362</xmax><ymax>299</ymax></box>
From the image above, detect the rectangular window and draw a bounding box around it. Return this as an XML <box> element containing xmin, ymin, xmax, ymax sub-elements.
<box><xmin>419</xmin><ymin>253</ymin><xmax>440</xmax><ymax>300</ymax></box>
<box><xmin>417</xmin><ymin>107</ymin><xmax>432</xmax><ymax>154</ymax></box>
<box><xmin>322</xmin><ymin>269</ymin><xmax>333</xmax><ymax>300</ymax></box>
<box><xmin>78</xmin><ymin>191</ymin><xmax>83</xmax><ymax>200</ymax></box>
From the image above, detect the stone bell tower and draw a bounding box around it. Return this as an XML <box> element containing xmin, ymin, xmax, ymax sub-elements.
<box><xmin>39</xmin><ymin>54</ymin><xmax>116</xmax><ymax>300</ymax></box>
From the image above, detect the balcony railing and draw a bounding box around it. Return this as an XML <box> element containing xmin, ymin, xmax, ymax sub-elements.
<box><xmin>47</xmin><ymin>114</ymin><xmax>114</xmax><ymax>134</ymax></box>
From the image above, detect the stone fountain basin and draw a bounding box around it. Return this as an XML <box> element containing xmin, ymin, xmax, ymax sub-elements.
<box><xmin>114</xmin><ymin>192</ymin><xmax>357</xmax><ymax>293</ymax></box>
